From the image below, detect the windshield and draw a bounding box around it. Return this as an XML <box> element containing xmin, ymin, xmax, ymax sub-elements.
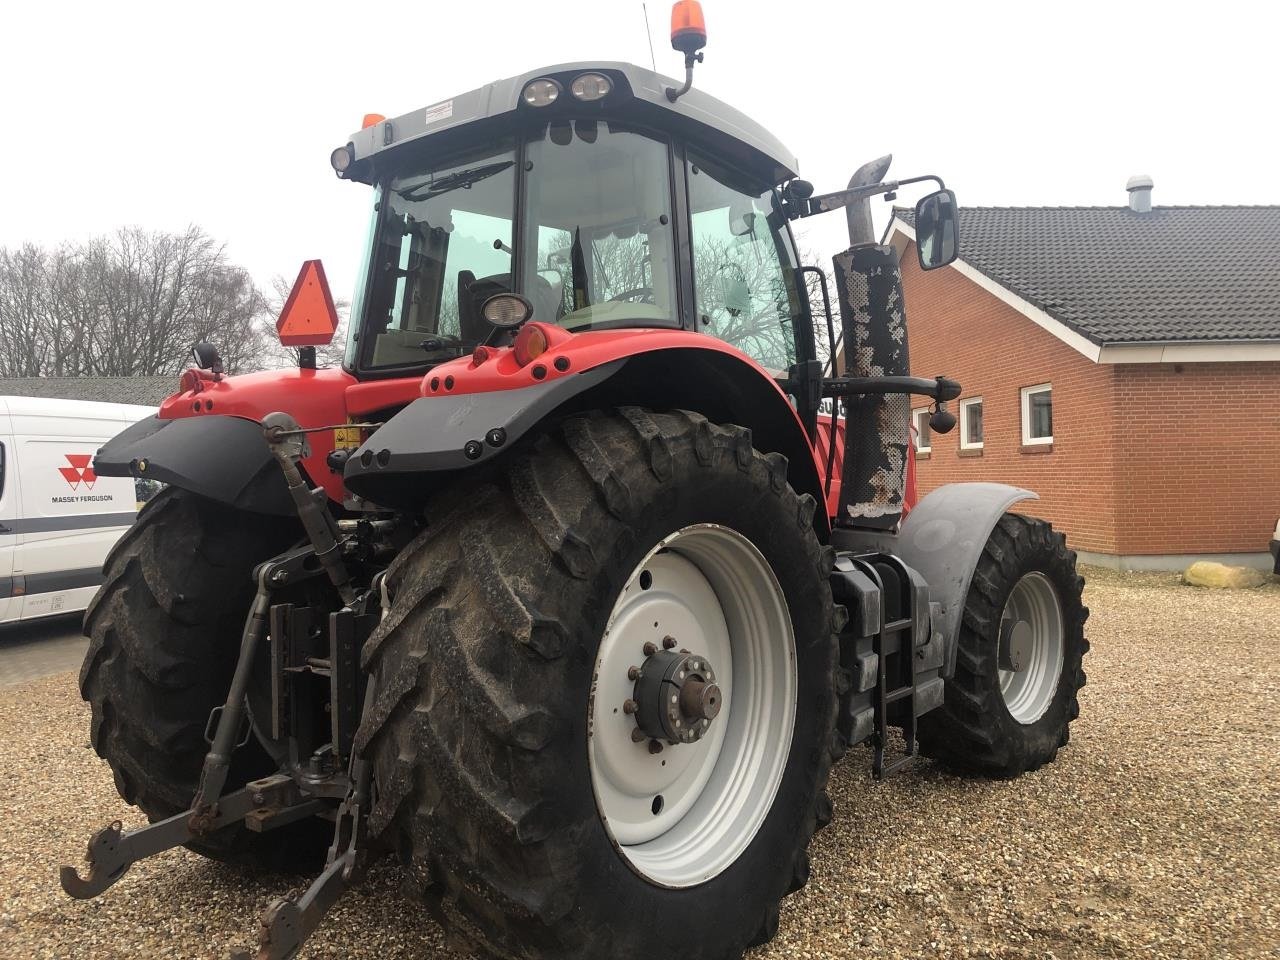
<box><xmin>520</xmin><ymin>122</ymin><xmax>677</xmax><ymax>331</ymax></box>
<box><xmin>353</xmin><ymin>124</ymin><xmax>680</xmax><ymax>372</ymax></box>
<box><xmin>357</xmin><ymin>143</ymin><xmax>516</xmax><ymax>370</ymax></box>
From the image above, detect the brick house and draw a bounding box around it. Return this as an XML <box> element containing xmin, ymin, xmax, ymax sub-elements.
<box><xmin>885</xmin><ymin>186</ymin><xmax>1280</xmax><ymax>570</ymax></box>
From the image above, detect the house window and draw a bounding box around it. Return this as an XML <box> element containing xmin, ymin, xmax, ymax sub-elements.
<box><xmin>959</xmin><ymin>397</ymin><xmax>984</xmax><ymax>450</ymax></box>
<box><xmin>1021</xmin><ymin>383</ymin><xmax>1053</xmax><ymax>445</ymax></box>
<box><xmin>912</xmin><ymin>408</ymin><xmax>932</xmax><ymax>453</ymax></box>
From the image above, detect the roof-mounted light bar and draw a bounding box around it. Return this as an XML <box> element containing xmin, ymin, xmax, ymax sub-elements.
<box><xmin>523</xmin><ymin>72</ymin><xmax>615</xmax><ymax>107</ymax></box>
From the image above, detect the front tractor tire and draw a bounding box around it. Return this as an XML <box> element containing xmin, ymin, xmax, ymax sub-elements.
<box><xmin>80</xmin><ymin>488</ymin><xmax>324</xmax><ymax>868</ymax></box>
<box><xmin>356</xmin><ymin>409</ymin><xmax>841</xmax><ymax>960</ymax></box>
<box><xmin>919</xmin><ymin>513</ymin><xmax>1089</xmax><ymax>777</ymax></box>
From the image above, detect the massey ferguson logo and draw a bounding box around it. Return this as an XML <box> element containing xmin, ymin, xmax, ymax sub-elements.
<box><xmin>59</xmin><ymin>454</ymin><xmax>97</xmax><ymax>490</ymax></box>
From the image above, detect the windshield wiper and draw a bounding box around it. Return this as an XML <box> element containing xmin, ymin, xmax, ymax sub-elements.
<box><xmin>397</xmin><ymin>160</ymin><xmax>515</xmax><ymax>202</ymax></box>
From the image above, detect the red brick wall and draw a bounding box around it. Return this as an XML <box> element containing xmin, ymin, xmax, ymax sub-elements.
<box><xmin>1112</xmin><ymin>362</ymin><xmax>1280</xmax><ymax>554</ymax></box>
<box><xmin>900</xmin><ymin>243</ymin><xmax>1120</xmax><ymax>552</ymax></box>
<box><xmin>899</xmin><ymin>241</ymin><xmax>1280</xmax><ymax>557</ymax></box>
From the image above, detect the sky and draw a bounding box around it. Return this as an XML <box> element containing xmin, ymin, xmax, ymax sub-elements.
<box><xmin>2</xmin><ymin>0</ymin><xmax>1276</xmax><ymax>310</ymax></box>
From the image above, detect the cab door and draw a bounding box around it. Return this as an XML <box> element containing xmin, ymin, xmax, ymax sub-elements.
<box><xmin>0</xmin><ymin>400</ymin><xmax>19</xmax><ymax>624</ymax></box>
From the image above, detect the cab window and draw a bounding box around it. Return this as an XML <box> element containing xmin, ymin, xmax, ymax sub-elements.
<box><xmin>360</xmin><ymin>144</ymin><xmax>516</xmax><ymax>370</ymax></box>
<box><xmin>521</xmin><ymin>121</ymin><xmax>678</xmax><ymax>330</ymax></box>
<box><xmin>686</xmin><ymin>152</ymin><xmax>799</xmax><ymax>373</ymax></box>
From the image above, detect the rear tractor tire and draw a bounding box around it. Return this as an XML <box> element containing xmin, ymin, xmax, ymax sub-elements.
<box><xmin>80</xmin><ymin>487</ymin><xmax>328</xmax><ymax>869</ymax></box>
<box><xmin>919</xmin><ymin>513</ymin><xmax>1089</xmax><ymax>777</ymax></box>
<box><xmin>357</xmin><ymin>409</ymin><xmax>842</xmax><ymax>960</ymax></box>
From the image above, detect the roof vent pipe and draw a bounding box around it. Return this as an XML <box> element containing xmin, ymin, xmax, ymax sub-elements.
<box><xmin>1126</xmin><ymin>174</ymin><xmax>1154</xmax><ymax>213</ymax></box>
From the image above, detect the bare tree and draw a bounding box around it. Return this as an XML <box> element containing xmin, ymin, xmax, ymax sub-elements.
<box><xmin>0</xmin><ymin>226</ymin><xmax>270</xmax><ymax>378</ymax></box>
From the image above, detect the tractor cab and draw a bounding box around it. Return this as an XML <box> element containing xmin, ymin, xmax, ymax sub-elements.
<box><xmin>333</xmin><ymin>60</ymin><xmax>807</xmax><ymax>386</ymax></box>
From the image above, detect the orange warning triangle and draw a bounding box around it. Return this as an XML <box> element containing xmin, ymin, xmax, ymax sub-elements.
<box><xmin>276</xmin><ymin>260</ymin><xmax>339</xmax><ymax>347</ymax></box>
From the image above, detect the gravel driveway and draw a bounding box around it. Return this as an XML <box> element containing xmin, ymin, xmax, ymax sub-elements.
<box><xmin>2</xmin><ymin>568</ymin><xmax>1276</xmax><ymax>959</ymax></box>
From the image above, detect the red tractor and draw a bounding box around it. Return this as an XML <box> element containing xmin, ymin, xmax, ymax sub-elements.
<box><xmin>62</xmin><ymin>7</ymin><xmax>1087</xmax><ymax>959</ymax></box>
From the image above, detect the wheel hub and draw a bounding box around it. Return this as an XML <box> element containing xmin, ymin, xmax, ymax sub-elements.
<box><xmin>999</xmin><ymin>618</ymin><xmax>1033</xmax><ymax>672</ymax></box>
<box><xmin>631</xmin><ymin>647</ymin><xmax>722</xmax><ymax>745</ymax></box>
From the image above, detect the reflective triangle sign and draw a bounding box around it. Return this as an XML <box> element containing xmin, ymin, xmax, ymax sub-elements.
<box><xmin>277</xmin><ymin>260</ymin><xmax>339</xmax><ymax>347</ymax></box>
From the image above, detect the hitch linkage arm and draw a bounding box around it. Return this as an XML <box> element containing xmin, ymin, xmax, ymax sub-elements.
<box><xmin>59</xmin><ymin>775</ymin><xmax>320</xmax><ymax>899</ymax></box>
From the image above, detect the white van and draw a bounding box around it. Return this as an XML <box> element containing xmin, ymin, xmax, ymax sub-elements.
<box><xmin>0</xmin><ymin>396</ymin><xmax>155</xmax><ymax>624</ymax></box>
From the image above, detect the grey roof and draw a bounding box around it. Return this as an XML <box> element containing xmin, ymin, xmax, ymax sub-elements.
<box><xmin>0</xmin><ymin>376</ymin><xmax>173</xmax><ymax>406</ymax></box>
<box><xmin>345</xmin><ymin>61</ymin><xmax>799</xmax><ymax>186</ymax></box>
<box><xmin>891</xmin><ymin>205</ymin><xmax>1280</xmax><ymax>344</ymax></box>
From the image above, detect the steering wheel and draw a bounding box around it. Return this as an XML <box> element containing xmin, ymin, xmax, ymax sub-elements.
<box><xmin>608</xmin><ymin>286</ymin><xmax>655</xmax><ymax>304</ymax></box>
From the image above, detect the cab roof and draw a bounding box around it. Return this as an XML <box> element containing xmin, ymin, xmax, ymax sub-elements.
<box><xmin>342</xmin><ymin>61</ymin><xmax>799</xmax><ymax>188</ymax></box>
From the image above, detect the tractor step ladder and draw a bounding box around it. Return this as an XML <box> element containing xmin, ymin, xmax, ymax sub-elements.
<box><xmin>874</xmin><ymin>605</ymin><xmax>918</xmax><ymax>779</ymax></box>
<box><xmin>832</xmin><ymin>553</ymin><xmax>926</xmax><ymax>780</ymax></box>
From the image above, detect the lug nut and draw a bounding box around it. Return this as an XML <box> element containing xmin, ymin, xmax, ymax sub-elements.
<box><xmin>648</xmin><ymin>740</ymin><xmax>664</xmax><ymax>755</ymax></box>
<box><xmin>623</xmin><ymin>699</ymin><xmax>638</xmax><ymax>715</ymax></box>
<box><xmin>643</xmin><ymin>641</ymin><xmax>658</xmax><ymax>657</ymax></box>
<box><xmin>627</xmin><ymin>666</ymin><xmax>640</xmax><ymax>681</ymax></box>
<box><xmin>662</xmin><ymin>635</ymin><xmax>677</xmax><ymax>650</ymax></box>
<box><xmin>631</xmin><ymin>728</ymin><xmax>647</xmax><ymax>743</ymax></box>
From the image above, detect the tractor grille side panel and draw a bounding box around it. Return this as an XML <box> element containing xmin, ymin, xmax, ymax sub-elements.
<box><xmin>832</xmin><ymin>244</ymin><xmax>910</xmax><ymax>526</ymax></box>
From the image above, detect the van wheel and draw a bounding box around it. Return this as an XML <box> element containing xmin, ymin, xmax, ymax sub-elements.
<box><xmin>79</xmin><ymin>487</ymin><xmax>327</xmax><ymax>868</ymax></box>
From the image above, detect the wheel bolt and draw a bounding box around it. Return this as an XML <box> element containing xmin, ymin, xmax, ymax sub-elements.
<box><xmin>648</xmin><ymin>740</ymin><xmax>664</xmax><ymax>755</ymax></box>
<box><xmin>623</xmin><ymin>699</ymin><xmax>638</xmax><ymax>715</ymax></box>
<box><xmin>631</xmin><ymin>728</ymin><xmax>647</xmax><ymax>743</ymax></box>
<box><xmin>662</xmin><ymin>635</ymin><xmax>677</xmax><ymax>650</ymax></box>
<box><xmin>627</xmin><ymin>666</ymin><xmax>640</xmax><ymax>681</ymax></box>
<box><xmin>643</xmin><ymin>641</ymin><xmax>658</xmax><ymax>657</ymax></box>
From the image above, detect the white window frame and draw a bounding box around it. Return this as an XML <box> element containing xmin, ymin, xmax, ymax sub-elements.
<box><xmin>1020</xmin><ymin>383</ymin><xmax>1053</xmax><ymax>445</ymax></box>
<box><xmin>911</xmin><ymin>408</ymin><xmax>932</xmax><ymax>453</ymax></box>
<box><xmin>959</xmin><ymin>397</ymin><xmax>984</xmax><ymax>450</ymax></box>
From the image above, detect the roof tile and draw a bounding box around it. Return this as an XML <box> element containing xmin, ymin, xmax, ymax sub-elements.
<box><xmin>893</xmin><ymin>205</ymin><xmax>1280</xmax><ymax>344</ymax></box>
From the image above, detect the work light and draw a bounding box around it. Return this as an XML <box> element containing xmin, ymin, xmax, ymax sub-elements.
<box><xmin>330</xmin><ymin>144</ymin><xmax>354</xmax><ymax>175</ymax></box>
<box><xmin>482</xmin><ymin>293</ymin><xmax>534</xmax><ymax>328</ymax></box>
<box><xmin>570</xmin><ymin>73</ymin><xmax>612</xmax><ymax>102</ymax></box>
<box><xmin>522</xmin><ymin>79</ymin><xmax>561</xmax><ymax>108</ymax></box>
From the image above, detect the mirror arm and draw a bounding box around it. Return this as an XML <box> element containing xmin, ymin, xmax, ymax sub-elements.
<box><xmin>823</xmin><ymin>374</ymin><xmax>961</xmax><ymax>402</ymax></box>
<box><xmin>786</xmin><ymin>174</ymin><xmax>946</xmax><ymax>224</ymax></box>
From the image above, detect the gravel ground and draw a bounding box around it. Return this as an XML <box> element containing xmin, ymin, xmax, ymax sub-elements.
<box><xmin>2</xmin><ymin>567</ymin><xmax>1277</xmax><ymax>959</ymax></box>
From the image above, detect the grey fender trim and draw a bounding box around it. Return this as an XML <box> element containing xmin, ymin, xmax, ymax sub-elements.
<box><xmin>830</xmin><ymin>482</ymin><xmax>1037</xmax><ymax>676</ymax></box>
<box><xmin>92</xmin><ymin>414</ymin><xmax>294</xmax><ymax>516</ymax></box>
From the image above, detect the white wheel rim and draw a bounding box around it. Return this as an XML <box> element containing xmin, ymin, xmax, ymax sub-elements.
<box><xmin>587</xmin><ymin>524</ymin><xmax>797</xmax><ymax>888</ymax></box>
<box><xmin>998</xmin><ymin>571</ymin><xmax>1065</xmax><ymax>724</ymax></box>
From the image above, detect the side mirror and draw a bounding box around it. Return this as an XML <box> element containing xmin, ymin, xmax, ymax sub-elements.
<box><xmin>915</xmin><ymin>189</ymin><xmax>959</xmax><ymax>271</ymax></box>
<box><xmin>191</xmin><ymin>341</ymin><xmax>223</xmax><ymax>374</ymax></box>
